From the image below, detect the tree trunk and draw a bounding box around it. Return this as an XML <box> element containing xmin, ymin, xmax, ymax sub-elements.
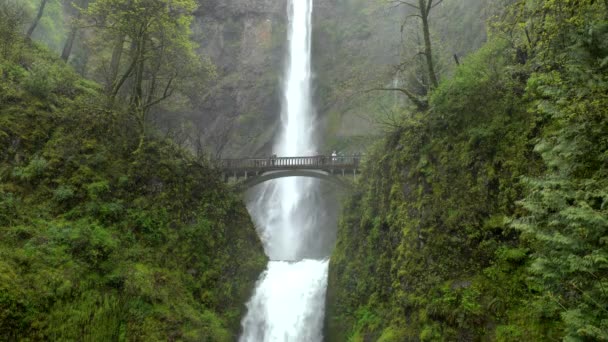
<box><xmin>133</xmin><ymin>43</ymin><xmax>147</xmax><ymax>155</ymax></box>
<box><xmin>106</xmin><ymin>34</ymin><xmax>126</xmax><ymax>94</ymax></box>
<box><xmin>75</xmin><ymin>45</ymin><xmax>89</xmax><ymax>76</ymax></box>
<box><xmin>110</xmin><ymin>55</ymin><xmax>136</xmax><ymax>100</ymax></box>
<box><xmin>26</xmin><ymin>0</ymin><xmax>49</xmax><ymax>39</ymax></box>
<box><xmin>61</xmin><ymin>27</ymin><xmax>78</xmax><ymax>62</ymax></box>
<box><xmin>129</xmin><ymin>34</ymin><xmax>147</xmax><ymax>155</ymax></box>
<box><xmin>132</xmin><ymin>35</ymin><xmax>146</xmax><ymax>109</ymax></box>
<box><xmin>419</xmin><ymin>0</ymin><xmax>438</xmax><ymax>89</ymax></box>
<box><xmin>61</xmin><ymin>0</ymin><xmax>88</xmax><ymax>62</ymax></box>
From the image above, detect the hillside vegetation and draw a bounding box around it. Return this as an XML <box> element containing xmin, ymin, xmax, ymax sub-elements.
<box><xmin>326</xmin><ymin>1</ymin><xmax>608</xmax><ymax>341</ymax></box>
<box><xmin>0</xmin><ymin>14</ymin><xmax>266</xmax><ymax>341</ymax></box>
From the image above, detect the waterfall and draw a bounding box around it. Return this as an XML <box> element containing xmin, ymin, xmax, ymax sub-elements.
<box><xmin>240</xmin><ymin>1</ymin><xmax>330</xmax><ymax>341</ymax></box>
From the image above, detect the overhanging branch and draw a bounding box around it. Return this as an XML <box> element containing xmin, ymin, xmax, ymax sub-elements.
<box><xmin>365</xmin><ymin>87</ymin><xmax>427</xmax><ymax>110</ymax></box>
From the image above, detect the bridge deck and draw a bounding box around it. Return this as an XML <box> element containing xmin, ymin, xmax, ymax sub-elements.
<box><xmin>218</xmin><ymin>155</ymin><xmax>360</xmax><ymax>178</ymax></box>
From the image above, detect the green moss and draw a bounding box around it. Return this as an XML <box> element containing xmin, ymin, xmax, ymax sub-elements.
<box><xmin>0</xmin><ymin>39</ymin><xmax>266</xmax><ymax>340</ymax></box>
<box><xmin>327</xmin><ymin>0</ymin><xmax>608</xmax><ymax>338</ymax></box>
<box><xmin>324</xmin><ymin>13</ymin><xmax>587</xmax><ymax>340</ymax></box>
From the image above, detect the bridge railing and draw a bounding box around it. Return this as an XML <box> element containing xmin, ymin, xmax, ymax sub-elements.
<box><xmin>218</xmin><ymin>155</ymin><xmax>361</xmax><ymax>170</ymax></box>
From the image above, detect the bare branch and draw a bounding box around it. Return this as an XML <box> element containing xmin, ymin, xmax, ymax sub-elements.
<box><xmin>430</xmin><ymin>0</ymin><xmax>444</xmax><ymax>10</ymax></box>
<box><xmin>365</xmin><ymin>87</ymin><xmax>427</xmax><ymax>110</ymax></box>
<box><xmin>390</xmin><ymin>0</ymin><xmax>420</xmax><ymax>10</ymax></box>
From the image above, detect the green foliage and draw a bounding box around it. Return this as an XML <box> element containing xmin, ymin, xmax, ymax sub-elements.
<box><xmin>0</xmin><ymin>0</ymin><xmax>27</xmax><ymax>61</ymax></box>
<box><xmin>53</xmin><ymin>185</ymin><xmax>75</xmax><ymax>202</ymax></box>
<box><xmin>326</xmin><ymin>1</ymin><xmax>608</xmax><ymax>340</ymax></box>
<box><xmin>376</xmin><ymin>326</ymin><xmax>409</xmax><ymax>342</ymax></box>
<box><xmin>85</xmin><ymin>0</ymin><xmax>213</xmax><ymax>112</ymax></box>
<box><xmin>23</xmin><ymin>60</ymin><xmax>76</xmax><ymax>99</ymax></box>
<box><xmin>513</xmin><ymin>13</ymin><xmax>608</xmax><ymax>341</ymax></box>
<box><xmin>0</xmin><ymin>190</ymin><xmax>19</xmax><ymax>228</ymax></box>
<box><xmin>45</xmin><ymin>292</ymin><xmax>123</xmax><ymax>341</ymax></box>
<box><xmin>0</xmin><ymin>39</ymin><xmax>266</xmax><ymax>340</ymax></box>
<box><xmin>11</xmin><ymin>156</ymin><xmax>48</xmax><ymax>182</ymax></box>
<box><xmin>24</xmin><ymin>0</ymin><xmax>66</xmax><ymax>52</ymax></box>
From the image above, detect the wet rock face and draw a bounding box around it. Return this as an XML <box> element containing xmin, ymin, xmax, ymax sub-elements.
<box><xmin>199</xmin><ymin>0</ymin><xmax>285</xmax><ymax>18</ymax></box>
<box><xmin>189</xmin><ymin>0</ymin><xmax>339</xmax><ymax>157</ymax></box>
<box><xmin>200</xmin><ymin>0</ymin><xmax>331</xmax><ymax>18</ymax></box>
<box><xmin>191</xmin><ymin>0</ymin><xmax>288</xmax><ymax>157</ymax></box>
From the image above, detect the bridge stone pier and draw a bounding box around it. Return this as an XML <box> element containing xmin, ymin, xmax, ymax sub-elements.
<box><xmin>217</xmin><ymin>155</ymin><xmax>361</xmax><ymax>190</ymax></box>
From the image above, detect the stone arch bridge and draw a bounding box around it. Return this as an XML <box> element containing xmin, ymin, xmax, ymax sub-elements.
<box><xmin>217</xmin><ymin>155</ymin><xmax>361</xmax><ymax>191</ymax></box>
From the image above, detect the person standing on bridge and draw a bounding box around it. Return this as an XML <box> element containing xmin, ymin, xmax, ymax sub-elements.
<box><xmin>331</xmin><ymin>151</ymin><xmax>337</xmax><ymax>163</ymax></box>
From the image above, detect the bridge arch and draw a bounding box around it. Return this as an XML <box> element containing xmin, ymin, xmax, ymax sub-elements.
<box><xmin>237</xmin><ymin>170</ymin><xmax>352</xmax><ymax>191</ymax></box>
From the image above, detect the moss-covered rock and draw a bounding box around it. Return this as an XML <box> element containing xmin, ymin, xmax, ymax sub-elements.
<box><xmin>325</xmin><ymin>1</ymin><xmax>608</xmax><ymax>340</ymax></box>
<box><xmin>324</xmin><ymin>39</ymin><xmax>550</xmax><ymax>341</ymax></box>
<box><xmin>0</xmin><ymin>42</ymin><xmax>266</xmax><ymax>341</ymax></box>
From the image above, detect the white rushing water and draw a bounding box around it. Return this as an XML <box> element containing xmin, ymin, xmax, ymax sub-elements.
<box><xmin>240</xmin><ymin>1</ymin><xmax>330</xmax><ymax>341</ymax></box>
<box><xmin>240</xmin><ymin>260</ymin><xmax>328</xmax><ymax>342</ymax></box>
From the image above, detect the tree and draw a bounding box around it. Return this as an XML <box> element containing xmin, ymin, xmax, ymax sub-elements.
<box><xmin>374</xmin><ymin>0</ymin><xmax>443</xmax><ymax>110</ymax></box>
<box><xmin>26</xmin><ymin>0</ymin><xmax>50</xmax><ymax>39</ymax></box>
<box><xmin>61</xmin><ymin>0</ymin><xmax>89</xmax><ymax>62</ymax></box>
<box><xmin>105</xmin><ymin>34</ymin><xmax>126</xmax><ymax>94</ymax></box>
<box><xmin>398</xmin><ymin>0</ymin><xmax>441</xmax><ymax>88</ymax></box>
<box><xmin>85</xmin><ymin>0</ymin><xmax>213</xmax><ymax>151</ymax></box>
<box><xmin>0</xmin><ymin>1</ymin><xmax>27</xmax><ymax>60</ymax></box>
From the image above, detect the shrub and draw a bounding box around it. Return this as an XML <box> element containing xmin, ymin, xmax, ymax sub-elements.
<box><xmin>23</xmin><ymin>60</ymin><xmax>77</xmax><ymax>99</ymax></box>
<box><xmin>11</xmin><ymin>156</ymin><xmax>48</xmax><ymax>182</ymax></box>
<box><xmin>53</xmin><ymin>185</ymin><xmax>75</xmax><ymax>202</ymax></box>
<box><xmin>0</xmin><ymin>191</ymin><xmax>17</xmax><ymax>225</ymax></box>
<box><xmin>86</xmin><ymin>180</ymin><xmax>110</xmax><ymax>200</ymax></box>
<box><xmin>0</xmin><ymin>1</ymin><xmax>27</xmax><ymax>61</ymax></box>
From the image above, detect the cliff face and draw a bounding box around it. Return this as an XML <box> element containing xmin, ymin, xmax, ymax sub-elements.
<box><xmin>191</xmin><ymin>0</ymin><xmax>288</xmax><ymax>157</ymax></box>
<box><xmin>310</xmin><ymin>0</ymin><xmax>492</xmax><ymax>153</ymax></box>
<box><xmin>323</xmin><ymin>40</ymin><xmax>542</xmax><ymax>341</ymax></box>
<box><xmin>190</xmin><ymin>0</ymin><xmax>401</xmax><ymax>157</ymax></box>
<box><xmin>323</xmin><ymin>1</ymin><xmax>608</xmax><ymax>341</ymax></box>
<box><xmin>311</xmin><ymin>0</ymin><xmax>402</xmax><ymax>151</ymax></box>
<box><xmin>190</xmin><ymin>0</ymin><xmax>484</xmax><ymax>156</ymax></box>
